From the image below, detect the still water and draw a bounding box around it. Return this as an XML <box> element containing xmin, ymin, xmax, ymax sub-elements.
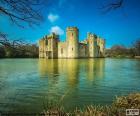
<box><xmin>0</xmin><ymin>58</ymin><xmax>140</xmax><ymax>113</ymax></box>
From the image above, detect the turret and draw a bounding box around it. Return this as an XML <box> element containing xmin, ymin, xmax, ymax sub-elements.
<box><xmin>66</xmin><ymin>27</ymin><xmax>79</xmax><ymax>58</ymax></box>
<box><xmin>39</xmin><ymin>36</ymin><xmax>47</xmax><ymax>58</ymax></box>
<box><xmin>47</xmin><ymin>33</ymin><xmax>59</xmax><ymax>58</ymax></box>
<box><xmin>100</xmin><ymin>38</ymin><xmax>105</xmax><ymax>57</ymax></box>
<box><xmin>87</xmin><ymin>33</ymin><xmax>98</xmax><ymax>57</ymax></box>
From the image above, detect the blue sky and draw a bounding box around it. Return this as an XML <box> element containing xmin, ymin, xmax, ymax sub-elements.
<box><xmin>0</xmin><ymin>0</ymin><xmax>140</xmax><ymax>48</ymax></box>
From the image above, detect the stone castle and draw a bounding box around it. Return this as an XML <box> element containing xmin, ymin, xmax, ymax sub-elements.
<box><xmin>39</xmin><ymin>27</ymin><xmax>105</xmax><ymax>58</ymax></box>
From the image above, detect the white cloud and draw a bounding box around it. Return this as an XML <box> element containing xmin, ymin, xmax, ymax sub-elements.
<box><xmin>49</xmin><ymin>26</ymin><xmax>64</xmax><ymax>35</ymax></box>
<box><xmin>48</xmin><ymin>13</ymin><xmax>59</xmax><ymax>23</ymax></box>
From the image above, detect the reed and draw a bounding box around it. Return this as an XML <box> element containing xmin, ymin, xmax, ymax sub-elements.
<box><xmin>42</xmin><ymin>93</ymin><xmax>140</xmax><ymax>116</ymax></box>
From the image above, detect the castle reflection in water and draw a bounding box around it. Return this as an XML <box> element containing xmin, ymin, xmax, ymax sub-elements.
<box><xmin>38</xmin><ymin>59</ymin><xmax>105</xmax><ymax>86</ymax></box>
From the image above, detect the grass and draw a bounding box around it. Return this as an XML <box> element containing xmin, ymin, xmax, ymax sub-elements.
<box><xmin>41</xmin><ymin>93</ymin><xmax>140</xmax><ymax>116</ymax></box>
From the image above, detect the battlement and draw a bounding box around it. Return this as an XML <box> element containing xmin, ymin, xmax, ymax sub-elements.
<box><xmin>66</xmin><ymin>27</ymin><xmax>79</xmax><ymax>32</ymax></box>
<box><xmin>87</xmin><ymin>32</ymin><xmax>97</xmax><ymax>38</ymax></box>
<box><xmin>47</xmin><ymin>32</ymin><xmax>59</xmax><ymax>39</ymax></box>
<box><xmin>39</xmin><ymin>36</ymin><xmax>46</xmax><ymax>42</ymax></box>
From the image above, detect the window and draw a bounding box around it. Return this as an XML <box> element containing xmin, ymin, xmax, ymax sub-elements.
<box><xmin>46</xmin><ymin>40</ymin><xmax>48</xmax><ymax>45</ymax></box>
<box><xmin>72</xmin><ymin>48</ymin><xmax>73</xmax><ymax>51</ymax></box>
<box><xmin>61</xmin><ymin>48</ymin><xmax>63</xmax><ymax>54</ymax></box>
<box><xmin>72</xmin><ymin>33</ymin><xmax>73</xmax><ymax>36</ymax></box>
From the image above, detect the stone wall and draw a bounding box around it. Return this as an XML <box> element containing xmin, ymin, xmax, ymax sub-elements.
<box><xmin>58</xmin><ymin>42</ymin><xmax>67</xmax><ymax>58</ymax></box>
<box><xmin>79</xmin><ymin>43</ymin><xmax>88</xmax><ymax>58</ymax></box>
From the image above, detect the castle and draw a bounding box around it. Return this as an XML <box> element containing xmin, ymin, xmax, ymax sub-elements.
<box><xmin>39</xmin><ymin>27</ymin><xmax>105</xmax><ymax>58</ymax></box>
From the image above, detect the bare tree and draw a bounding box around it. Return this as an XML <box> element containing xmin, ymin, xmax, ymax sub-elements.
<box><xmin>0</xmin><ymin>32</ymin><xmax>39</xmax><ymax>58</ymax></box>
<box><xmin>0</xmin><ymin>0</ymin><xmax>45</xmax><ymax>27</ymax></box>
<box><xmin>133</xmin><ymin>39</ymin><xmax>140</xmax><ymax>56</ymax></box>
<box><xmin>0</xmin><ymin>32</ymin><xmax>11</xmax><ymax>46</ymax></box>
<box><xmin>100</xmin><ymin>0</ymin><xmax>124</xmax><ymax>14</ymax></box>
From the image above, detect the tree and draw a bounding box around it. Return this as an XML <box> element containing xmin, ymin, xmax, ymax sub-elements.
<box><xmin>100</xmin><ymin>0</ymin><xmax>124</xmax><ymax>13</ymax></box>
<box><xmin>0</xmin><ymin>0</ymin><xmax>45</xmax><ymax>27</ymax></box>
<box><xmin>0</xmin><ymin>45</ymin><xmax>5</xmax><ymax>58</ymax></box>
<box><xmin>105</xmin><ymin>44</ymin><xmax>134</xmax><ymax>57</ymax></box>
<box><xmin>0</xmin><ymin>32</ymin><xmax>39</xmax><ymax>58</ymax></box>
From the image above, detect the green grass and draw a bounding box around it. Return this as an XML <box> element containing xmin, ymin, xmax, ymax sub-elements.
<box><xmin>41</xmin><ymin>93</ymin><xmax>140</xmax><ymax>116</ymax></box>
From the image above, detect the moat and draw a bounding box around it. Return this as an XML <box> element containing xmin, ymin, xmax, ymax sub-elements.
<box><xmin>0</xmin><ymin>58</ymin><xmax>140</xmax><ymax>113</ymax></box>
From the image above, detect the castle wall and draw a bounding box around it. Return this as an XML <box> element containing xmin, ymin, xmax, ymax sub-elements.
<box><xmin>58</xmin><ymin>42</ymin><xmax>67</xmax><ymax>58</ymax></box>
<box><xmin>79</xmin><ymin>43</ymin><xmax>88</xmax><ymax>58</ymax></box>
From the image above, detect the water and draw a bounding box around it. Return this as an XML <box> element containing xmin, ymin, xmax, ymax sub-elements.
<box><xmin>0</xmin><ymin>58</ymin><xmax>140</xmax><ymax>113</ymax></box>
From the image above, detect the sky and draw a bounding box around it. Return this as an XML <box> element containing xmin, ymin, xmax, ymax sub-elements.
<box><xmin>0</xmin><ymin>0</ymin><xmax>140</xmax><ymax>48</ymax></box>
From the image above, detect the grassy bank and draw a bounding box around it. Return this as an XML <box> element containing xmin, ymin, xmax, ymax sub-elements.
<box><xmin>41</xmin><ymin>93</ymin><xmax>140</xmax><ymax>116</ymax></box>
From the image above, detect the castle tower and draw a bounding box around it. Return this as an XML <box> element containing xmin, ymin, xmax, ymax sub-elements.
<box><xmin>97</xmin><ymin>36</ymin><xmax>101</xmax><ymax>57</ymax></box>
<box><xmin>100</xmin><ymin>38</ymin><xmax>105</xmax><ymax>57</ymax></box>
<box><xmin>46</xmin><ymin>33</ymin><xmax>59</xmax><ymax>58</ymax></box>
<box><xmin>66</xmin><ymin>27</ymin><xmax>79</xmax><ymax>58</ymax></box>
<box><xmin>39</xmin><ymin>36</ymin><xmax>47</xmax><ymax>58</ymax></box>
<box><xmin>96</xmin><ymin>37</ymin><xmax>105</xmax><ymax>57</ymax></box>
<box><xmin>87</xmin><ymin>33</ymin><xmax>98</xmax><ymax>57</ymax></box>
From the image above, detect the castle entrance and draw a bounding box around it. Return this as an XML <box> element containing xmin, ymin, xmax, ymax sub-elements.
<box><xmin>46</xmin><ymin>51</ymin><xmax>52</xmax><ymax>59</ymax></box>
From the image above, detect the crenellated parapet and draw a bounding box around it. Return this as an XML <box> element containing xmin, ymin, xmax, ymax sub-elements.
<box><xmin>47</xmin><ymin>32</ymin><xmax>59</xmax><ymax>39</ymax></box>
<box><xmin>66</xmin><ymin>27</ymin><xmax>79</xmax><ymax>31</ymax></box>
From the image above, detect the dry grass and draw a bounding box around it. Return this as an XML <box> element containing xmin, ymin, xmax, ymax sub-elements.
<box><xmin>41</xmin><ymin>93</ymin><xmax>140</xmax><ymax>116</ymax></box>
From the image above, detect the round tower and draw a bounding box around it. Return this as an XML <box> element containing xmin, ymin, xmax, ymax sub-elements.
<box><xmin>66</xmin><ymin>27</ymin><xmax>79</xmax><ymax>58</ymax></box>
